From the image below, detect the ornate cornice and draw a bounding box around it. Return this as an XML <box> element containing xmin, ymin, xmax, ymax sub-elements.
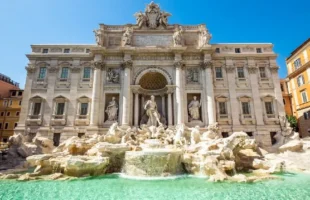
<box><xmin>121</xmin><ymin>60</ymin><xmax>133</xmax><ymax>69</ymax></box>
<box><xmin>200</xmin><ymin>60</ymin><xmax>212</xmax><ymax>70</ymax></box>
<box><xmin>92</xmin><ymin>60</ymin><xmax>106</xmax><ymax>70</ymax></box>
<box><xmin>174</xmin><ymin>60</ymin><xmax>185</xmax><ymax>69</ymax></box>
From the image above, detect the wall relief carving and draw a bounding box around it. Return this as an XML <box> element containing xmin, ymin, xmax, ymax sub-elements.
<box><xmin>106</xmin><ymin>68</ymin><xmax>120</xmax><ymax>84</ymax></box>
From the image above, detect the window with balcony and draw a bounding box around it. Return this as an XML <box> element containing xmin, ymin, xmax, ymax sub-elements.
<box><xmin>83</xmin><ymin>67</ymin><xmax>91</xmax><ymax>80</ymax></box>
<box><xmin>219</xmin><ymin>102</ymin><xmax>227</xmax><ymax>115</ymax></box>
<box><xmin>297</xmin><ymin>75</ymin><xmax>305</xmax><ymax>87</ymax></box>
<box><xmin>301</xmin><ymin>90</ymin><xmax>308</xmax><ymax>103</ymax></box>
<box><xmin>237</xmin><ymin>67</ymin><xmax>245</xmax><ymax>79</ymax></box>
<box><xmin>265</xmin><ymin>102</ymin><xmax>274</xmax><ymax>115</ymax></box>
<box><xmin>259</xmin><ymin>67</ymin><xmax>267</xmax><ymax>78</ymax></box>
<box><xmin>242</xmin><ymin>102</ymin><xmax>250</xmax><ymax>115</ymax></box>
<box><xmin>294</xmin><ymin>58</ymin><xmax>301</xmax><ymax>70</ymax></box>
<box><xmin>215</xmin><ymin>67</ymin><xmax>223</xmax><ymax>79</ymax></box>
<box><xmin>33</xmin><ymin>102</ymin><xmax>42</xmax><ymax>115</ymax></box>
<box><xmin>38</xmin><ymin>67</ymin><xmax>47</xmax><ymax>80</ymax></box>
<box><xmin>60</xmin><ymin>67</ymin><xmax>69</xmax><ymax>81</ymax></box>
<box><xmin>76</xmin><ymin>96</ymin><xmax>91</xmax><ymax>124</ymax></box>
<box><xmin>80</xmin><ymin>103</ymin><xmax>88</xmax><ymax>115</ymax></box>
<box><xmin>27</xmin><ymin>96</ymin><xmax>44</xmax><ymax>124</ymax></box>
<box><xmin>56</xmin><ymin>103</ymin><xmax>65</xmax><ymax>115</ymax></box>
<box><xmin>52</xmin><ymin>96</ymin><xmax>68</xmax><ymax>124</ymax></box>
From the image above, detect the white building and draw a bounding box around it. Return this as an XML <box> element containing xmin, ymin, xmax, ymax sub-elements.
<box><xmin>15</xmin><ymin>2</ymin><xmax>285</xmax><ymax>149</ymax></box>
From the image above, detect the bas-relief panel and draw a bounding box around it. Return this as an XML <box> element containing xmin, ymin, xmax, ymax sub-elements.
<box><xmin>133</xmin><ymin>35</ymin><xmax>173</xmax><ymax>46</ymax></box>
<box><xmin>108</xmin><ymin>37</ymin><xmax>122</xmax><ymax>46</ymax></box>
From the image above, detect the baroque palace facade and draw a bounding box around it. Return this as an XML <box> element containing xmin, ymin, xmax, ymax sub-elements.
<box><xmin>15</xmin><ymin>2</ymin><xmax>285</xmax><ymax>149</ymax></box>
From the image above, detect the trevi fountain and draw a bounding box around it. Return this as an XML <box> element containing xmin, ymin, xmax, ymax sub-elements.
<box><xmin>1</xmin><ymin>2</ymin><xmax>310</xmax><ymax>200</ymax></box>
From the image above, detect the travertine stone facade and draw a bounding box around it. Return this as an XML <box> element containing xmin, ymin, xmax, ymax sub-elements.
<box><xmin>16</xmin><ymin>2</ymin><xmax>285</xmax><ymax>149</ymax></box>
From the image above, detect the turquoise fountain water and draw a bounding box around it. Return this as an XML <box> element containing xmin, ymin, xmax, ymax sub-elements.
<box><xmin>1</xmin><ymin>173</ymin><xmax>310</xmax><ymax>200</ymax></box>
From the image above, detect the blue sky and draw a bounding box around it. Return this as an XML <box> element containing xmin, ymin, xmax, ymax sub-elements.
<box><xmin>0</xmin><ymin>0</ymin><xmax>309</xmax><ymax>88</ymax></box>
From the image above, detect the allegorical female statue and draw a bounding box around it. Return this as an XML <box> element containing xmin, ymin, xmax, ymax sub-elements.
<box><xmin>144</xmin><ymin>95</ymin><xmax>162</xmax><ymax>126</ymax></box>
<box><xmin>188</xmin><ymin>96</ymin><xmax>201</xmax><ymax>121</ymax></box>
<box><xmin>173</xmin><ymin>26</ymin><xmax>184</xmax><ymax>46</ymax></box>
<box><xmin>105</xmin><ymin>97</ymin><xmax>118</xmax><ymax>121</ymax></box>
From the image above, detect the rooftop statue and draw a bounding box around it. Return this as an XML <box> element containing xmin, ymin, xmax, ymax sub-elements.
<box><xmin>133</xmin><ymin>1</ymin><xmax>171</xmax><ymax>29</ymax></box>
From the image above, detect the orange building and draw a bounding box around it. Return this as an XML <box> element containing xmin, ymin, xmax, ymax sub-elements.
<box><xmin>286</xmin><ymin>38</ymin><xmax>310</xmax><ymax>137</ymax></box>
<box><xmin>280</xmin><ymin>79</ymin><xmax>292</xmax><ymax>116</ymax></box>
<box><xmin>0</xmin><ymin>74</ymin><xmax>22</xmax><ymax>142</ymax></box>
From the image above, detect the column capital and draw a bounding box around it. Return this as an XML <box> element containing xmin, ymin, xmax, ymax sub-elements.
<box><xmin>121</xmin><ymin>60</ymin><xmax>133</xmax><ymax>70</ymax></box>
<box><xmin>92</xmin><ymin>60</ymin><xmax>106</xmax><ymax>70</ymax></box>
<box><xmin>247</xmin><ymin>65</ymin><xmax>258</xmax><ymax>74</ymax></box>
<box><xmin>166</xmin><ymin>85</ymin><xmax>176</xmax><ymax>94</ymax></box>
<box><xmin>174</xmin><ymin>60</ymin><xmax>185</xmax><ymax>69</ymax></box>
<box><xmin>270</xmin><ymin>65</ymin><xmax>279</xmax><ymax>73</ymax></box>
<box><xmin>200</xmin><ymin>60</ymin><xmax>213</xmax><ymax>70</ymax></box>
<box><xmin>131</xmin><ymin>85</ymin><xmax>140</xmax><ymax>94</ymax></box>
<box><xmin>25</xmin><ymin>64</ymin><xmax>36</xmax><ymax>74</ymax></box>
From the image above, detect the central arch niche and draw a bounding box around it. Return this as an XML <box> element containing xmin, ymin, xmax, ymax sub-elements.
<box><xmin>139</xmin><ymin>72</ymin><xmax>168</xmax><ymax>90</ymax></box>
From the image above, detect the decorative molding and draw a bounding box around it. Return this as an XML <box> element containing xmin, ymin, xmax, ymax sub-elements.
<box><xmin>25</xmin><ymin>65</ymin><xmax>36</xmax><ymax>73</ymax></box>
<box><xmin>174</xmin><ymin>60</ymin><xmax>185</xmax><ymax>69</ymax></box>
<box><xmin>121</xmin><ymin>60</ymin><xmax>133</xmax><ymax>69</ymax></box>
<box><xmin>247</xmin><ymin>65</ymin><xmax>258</xmax><ymax>74</ymax></box>
<box><xmin>200</xmin><ymin>60</ymin><xmax>212</xmax><ymax>70</ymax></box>
<box><xmin>48</xmin><ymin>66</ymin><xmax>59</xmax><ymax>73</ymax></box>
<box><xmin>70</xmin><ymin>66</ymin><xmax>81</xmax><ymax>73</ymax></box>
<box><xmin>92</xmin><ymin>60</ymin><xmax>106</xmax><ymax>70</ymax></box>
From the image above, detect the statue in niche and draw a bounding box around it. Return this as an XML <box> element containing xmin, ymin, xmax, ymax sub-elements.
<box><xmin>144</xmin><ymin>95</ymin><xmax>162</xmax><ymax>127</ymax></box>
<box><xmin>93</xmin><ymin>29</ymin><xmax>103</xmax><ymax>45</ymax></box>
<box><xmin>187</xmin><ymin>68</ymin><xmax>199</xmax><ymax>83</ymax></box>
<box><xmin>105</xmin><ymin>97</ymin><xmax>118</xmax><ymax>121</ymax></box>
<box><xmin>173</xmin><ymin>26</ymin><xmax>184</xmax><ymax>46</ymax></box>
<box><xmin>107</xmin><ymin>68</ymin><xmax>119</xmax><ymax>83</ymax></box>
<box><xmin>199</xmin><ymin>26</ymin><xmax>212</xmax><ymax>47</ymax></box>
<box><xmin>188</xmin><ymin>96</ymin><xmax>201</xmax><ymax>121</ymax></box>
<box><xmin>122</xmin><ymin>27</ymin><xmax>133</xmax><ymax>46</ymax></box>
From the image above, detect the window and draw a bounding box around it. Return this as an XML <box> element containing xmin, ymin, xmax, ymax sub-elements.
<box><xmin>215</xmin><ymin>48</ymin><xmax>220</xmax><ymax>53</ymax></box>
<box><xmin>219</xmin><ymin>102</ymin><xmax>227</xmax><ymax>115</ymax></box>
<box><xmin>53</xmin><ymin>133</ymin><xmax>61</xmax><ymax>146</ymax></box>
<box><xmin>18</xmin><ymin>91</ymin><xmax>23</xmax><ymax>96</ymax></box>
<box><xmin>64</xmin><ymin>49</ymin><xmax>70</xmax><ymax>53</ymax></box>
<box><xmin>9</xmin><ymin>100</ymin><xmax>12</xmax><ymax>106</ymax></box>
<box><xmin>215</xmin><ymin>67</ymin><xmax>223</xmax><ymax>79</ymax></box>
<box><xmin>78</xmin><ymin>133</ymin><xmax>85</xmax><ymax>138</ymax></box>
<box><xmin>4</xmin><ymin>123</ymin><xmax>9</xmax><ymax>129</ymax></box>
<box><xmin>3</xmin><ymin>138</ymin><xmax>7</xmax><ymax>143</ymax></box>
<box><xmin>235</xmin><ymin>48</ymin><xmax>241</xmax><ymax>53</ymax></box>
<box><xmin>304</xmin><ymin>111</ymin><xmax>310</xmax><ymax>120</ymax></box>
<box><xmin>237</xmin><ymin>67</ymin><xmax>245</xmax><ymax>78</ymax></box>
<box><xmin>283</xmin><ymin>99</ymin><xmax>286</xmax><ymax>105</ymax></box>
<box><xmin>294</xmin><ymin>58</ymin><xmax>301</xmax><ymax>70</ymax></box>
<box><xmin>246</xmin><ymin>132</ymin><xmax>253</xmax><ymax>137</ymax></box>
<box><xmin>259</xmin><ymin>67</ymin><xmax>266</xmax><ymax>78</ymax></box>
<box><xmin>86</xmin><ymin>49</ymin><xmax>90</xmax><ymax>53</ymax></box>
<box><xmin>256</xmin><ymin>48</ymin><xmax>262</xmax><ymax>53</ymax></box>
<box><xmin>42</xmin><ymin>49</ymin><xmax>48</xmax><ymax>53</ymax></box>
<box><xmin>3</xmin><ymin>101</ymin><xmax>7</xmax><ymax>107</ymax></box>
<box><xmin>0</xmin><ymin>112</ymin><xmax>4</xmax><ymax>116</ymax></box>
<box><xmin>12</xmin><ymin>91</ymin><xmax>16</xmax><ymax>96</ymax></box>
<box><xmin>19</xmin><ymin>100</ymin><xmax>22</xmax><ymax>106</ymax></box>
<box><xmin>16</xmin><ymin>112</ymin><xmax>20</xmax><ymax>116</ymax></box>
<box><xmin>38</xmin><ymin>67</ymin><xmax>47</xmax><ymax>79</ymax></box>
<box><xmin>265</xmin><ymin>102</ymin><xmax>274</xmax><ymax>115</ymax></box>
<box><xmin>60</xmin><ymin>67</ymin><xmax>69</xmax><ymax>79</ymax></box>
<box><xmin>270</xmin><ymin>132</ymin><xmax>277</xmax><ymax>145</ymax></box>
<box><xmin>297</xmin><ymin>75</ymin><xmax>305</xmax><ymax>87</ymax></box>
<box><xmin>0</xmin><ymin>123</ymin><xmax>2</xmax><ymax>129</ymax></box>
<box><xmin>301</xmin><ymin>90</ymin><xmax>308</xmax><ymax>103</ymax></box>
<box><xmin>14</xmin><ymin>123</ymin><xmax>18</xmax><ymax>128</ymax></box>
<box><xmin>83</xmin><ymin>67</ymin><xmax>91</xmax><ymax>79</ymax></box>
<box><xmin>280</xmin><ymin>84</ymin><xmax>284</xmax><ymax>92</ymax></box>
<box><xmin>33</xmin><ymin>102</ymin><xmax>41</xmax><ymax>115</ymax></box>
<box><xmin>242</xmin><ymin>102</ymin><xmax>250</xmax><ymax>115</ymax></box>
<box><xmin>6</xmin><ymin>112</ymin><xmax>10</xmax><ymax>116</ymax></box>
<box><xmin>80</xmin><ymin>103</ymin><xmax>88</xmax><ymax>115</ymax></box>
<box><xmin>56</xmin><ymin>103</ymin><xmax>65</xmax><ymax>115</ymax></box>
<box><xmin>222</xmin><ymin>132</ymin><xmax>229</xmax><ymax>138</ymax></box>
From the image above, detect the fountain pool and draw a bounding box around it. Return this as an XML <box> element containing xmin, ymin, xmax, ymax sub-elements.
<box><xmin>1</xmin><ymin>173</ymin><xmax>310</xmax><ymax>200</ymax></box>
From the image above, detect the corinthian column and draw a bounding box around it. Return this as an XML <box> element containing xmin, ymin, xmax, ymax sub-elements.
<box><xmin>90</xmin><ymin>54</ymin><xmax>104</xmax><ymax>126</ymax></box>
<box><xmin>121</xmin><ymin>58</ymin><xmax>133</xmax><ymax>126</ymax></box>
<box><xmin>201</xmin><ymin>57</ymin><xmax>215</xmax><ymax>125</ymax></box>
<box><xmin>174</xmin><ymin>59</ymin><xmax>185</xmax><ymax>124</ymax></box>
<box><xmin>166</xmin><ymin>86</ymin><xmax>174</xmax><ymax>126</ymax></box>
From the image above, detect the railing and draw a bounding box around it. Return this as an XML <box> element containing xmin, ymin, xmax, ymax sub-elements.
<box><xmin>0</xmin><ymin>73</ymin><xmax>19</xmax><ymax>87</ymax></box>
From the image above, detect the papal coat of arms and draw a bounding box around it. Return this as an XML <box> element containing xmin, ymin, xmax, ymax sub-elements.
<box><xmin>134</xmin><ymin>1</ymin><xmax>171</xmax><ymax>29</ymax></box>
